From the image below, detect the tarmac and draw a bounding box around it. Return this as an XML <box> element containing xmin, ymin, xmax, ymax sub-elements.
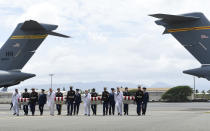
<box><xmin>1</xmin><ymin>102</ymin><xmax>210</xmax><ymax>131</ymax></box>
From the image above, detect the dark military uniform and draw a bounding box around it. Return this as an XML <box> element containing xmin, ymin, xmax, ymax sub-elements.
<box><xmin>142</xmin><ymin>92</ymin><xmax>149</xmax><ymax>115</ymax></box>
<box><xmin>109</xmin><ymin>92</ymin><xmax>115</xmax><ymax>115</ymax></box>
<box><xmin>22</xmin><ymin>92</ymin><xmax>30</xmax><ymax>115</ymax></box>
<box><xmin>102</xmin><ymin>91</ymin><xmax>109</xmax><ymax>116</ymax></box>
<box><xmin>66</xmin><ymin>90</ymin><xmax>75</xmax><ymax>115</ymax></box>
<box><xmin>74</xmin><ymin>92</ymin><xmax>81</xmax><ymax>115</ymax></box>
<box><xmin>91</xmin><ymin>92</ymin><xmax>98</xmax><ymax>115</ymax></box>
<box><xmin>30</xmin><ymin>91</ymin><xmax>38</xmax><ymax>116</ymax></box>
<box><xmin>135</xmin><ymin>90</ymin><xmax>144</xmax><ymax>115</ymax></box>
<box><xmin>56</xmin><ymin>92</ymin><xmax>63</xmax><ymax>115</ymax></box>
<box><xmin>123</xmin><ymin>91</ymin><xmax>130</xmax><ymax>115</ymax></box>
<box><xmin>38</xmin><ymin>93</ymin><xmax>47</xmax><ymax>115</ymax></box>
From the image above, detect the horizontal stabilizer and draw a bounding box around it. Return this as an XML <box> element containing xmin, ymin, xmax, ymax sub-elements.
<box><xmin>20</xmin><ymin>20</ymin><xmax>46</xmax><ymax>31</ymax></box>
<box><xmin>20</xmin><ymin>20</ymin><xmax>69</xmax><ymax>38</ymax></box>
<box><xmin>149</xmin><ymin>13</ymin><xmax>200</xmax><ymax>23</ymax></box>
<box><xmin>48</xmin><ymin>31</ymin><xmax>70</xmax><ymax>38</ymax></box>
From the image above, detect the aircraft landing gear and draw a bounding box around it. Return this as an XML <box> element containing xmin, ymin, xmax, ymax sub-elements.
<box><xmin>1</xmin><ymin>87</ymin><xmax>8</xmax><ymax>92</ymax></box>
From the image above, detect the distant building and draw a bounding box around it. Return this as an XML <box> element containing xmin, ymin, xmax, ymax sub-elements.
<box><xmin>120</xmin><ymin>88</ymin><xmax>170</xmax><ymax>101</ymax></box>
<box><xmin>147</xmin><ymin>88</ymin><xmax>170</xmax><ymax>101</ymax></box>
<box><xmin>0</xmin><ymin>92</ymin><xmax>12</xmax><ymax>104</ymax></box>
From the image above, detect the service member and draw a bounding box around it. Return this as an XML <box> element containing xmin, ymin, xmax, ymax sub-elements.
<box><xmin>30</xmin><ymin>88</ymin><xmax>38</xmax><ymax>116</ymax></box>
<box><xmin>135</xmin><ymin>86</ymin><xmax>144</xmax><ymax>116</ymax></box>
<box><xmin>38</xmin><ymin>89</ymin><xmax>47</xmax><ymax>115</ymax></box>
<box><xmin>84</xmin><ymin>90</ymin><xmax>91</xmax><ymax>116</ymax></box>
<box><xmin>66</xmin><ymin>86</ymin><xmax>75</xmax><ymax>116</ymax></box>
<box><xmin>123</xmin><ymin>87</ymin><xmax>130</xmax><ymax>115</ymax></box>
<box><xmin>22</xmin><ymin>88</ymin><xmax>30</xmax><ymax>115</ymax></box>
<box><xmin>91</xmin><ymin>88</ymin><xmax>98</xmax><ymax>115</ymax></box>
<box><xmin>115</xmin><ymin>87</ymin><xmax>123</xmax><ymax>116</ymax></box>
<box><xmin>74</xmin><ymin>89</ymin><xmax>81</xmax><ymax>115</ymax></box>
<box><xmin>47</xmin><ymin>88</ymin><xmax>56</xmax><ymax>116</ymax></box>
<box><xmin>102</xmin><ymin>87</ymin><xmax>109</xmax><ymax>116</ymax></box>
<box><xmin>56</xmin><ymin>88</ymin><xmax>63</xmax><ymax>115</ymax></box>
<box><xmin>109</xmin><ymin>88</ymin><xmax>115</xmax><ymax>115</ymax></box>
<box><xmin>12</xmin><ymin>89</ymin><xmax>20</xmax><ymax>116</ymax></box>
<box><xmin>142</xmin><ymin>87</ymin><xmax>149</xmax><ymax>115</ymax></box>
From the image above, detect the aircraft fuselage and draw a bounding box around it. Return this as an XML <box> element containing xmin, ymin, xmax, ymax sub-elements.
<box><xmin>0</xmin><ymin>70</ymin><xmax>35</xmax><ymax>87</ymax></box>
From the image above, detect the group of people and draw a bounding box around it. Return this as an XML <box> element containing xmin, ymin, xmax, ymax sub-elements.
<box><xmin>11</xmin><ymin>86</ymin><xmax>149</xmax><ymax>116</ymax></box>
<box><xmin>100</xmin><ymin>86</ymin><xmax>149</xmax><ymax>116</ymax></box>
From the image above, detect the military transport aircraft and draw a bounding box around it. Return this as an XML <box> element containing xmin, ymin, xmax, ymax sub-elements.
<box><xmin>151</xmin><ymin>12</ymin><xmax>210</xmax><ymax>81</ymax></box>
<box><xmin>0</xmin><ymin>20</ymin><xmax>69</xmax><ymax>91</ymax></box>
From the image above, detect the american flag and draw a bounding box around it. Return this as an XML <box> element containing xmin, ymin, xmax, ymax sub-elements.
<box><xmin>201</xmin><ymin>34</ymin><xmax>208</xmax><ymax>39</ymax></box>
<box><xmin>13</xmin><ymin>43</ymin><xmax>20</xmax><ymax>47</ymax></box>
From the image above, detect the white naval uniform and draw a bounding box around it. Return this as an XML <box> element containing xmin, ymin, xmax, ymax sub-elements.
<box><xmin>83</xmin><ymin>93</ymin><xmax>91</xmax><ymax>115</ymax></box>
<box><xmin>47</xmin><ymin>91</ymin><xmax>55</xmax><ymax>116</ymax></box>
<box><xmin>12</xmin><ymin>92</ymin><xmax>20</xmax><ymax>115</ymax></box>
<box><xmin>115</xmin><ymin>91</ymin><xmax>123</xmax><ymax>115</ymax></box>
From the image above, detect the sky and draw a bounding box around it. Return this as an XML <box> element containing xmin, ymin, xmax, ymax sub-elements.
<box><xmin>0</xmin><ymin>0</ymin><xmax>210</xmax><ymax>91</ymax></box>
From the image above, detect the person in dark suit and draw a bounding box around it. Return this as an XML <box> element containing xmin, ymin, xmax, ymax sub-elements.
<box><xmin>102</xmin><ymin>87</ymin><xmax>109</xmax><ymax>116</ymax></box>
<box><xmin>66</xmin><ymin>86</ymin><xmax>75</xmax><ymax>116</ymax></box>
<box><xmin>91</xmin><ymin>88</ymin><xmax>98</xmax><ymax>115</ymax></box>
<box><xmin>142</xmin><ymin>87</ymin><xmax>149</xmax><ymax>115</ymax></box>
<box><xmin>56</xmin><ymin>88</ymin><xmax>63</xmax><ymax>115</ymax></box>
<box><xmin>30</xmin><ymin>88</ymin><xmax>38</xmax><ymax>116</ymax></box>
<box><xmin>74</xmin><ymin>89</ymin><xmax>81</xmax><ymax>115</ymax></box>
<box><xmin>123</xmin><ymin>87</ymin><xmax>130</xmax><ymax>115</ymax></box>
<box><xmin>22</xmin><ymin>88</ymin><xmax>30</xmax><ymax>115</ymax></box>
<box><xmin>109</xmin><ymin>88</ymin><xmax>115</xmax><ymax>115</ymax></box>
<box><xmin>135</xmin><ymin>86</ymin><xmax>144</xmax><ymax>116</ymax></box>
<box><xmin>38</xmin><ymin>89</ymin><xmax>47</xmax><ymax>115</ymax></box>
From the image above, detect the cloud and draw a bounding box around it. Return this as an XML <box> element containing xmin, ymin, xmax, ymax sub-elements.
<box><xmin>0</xmin><ymin>0</ymin><xmax>209</xmax><ymax>90</ymax></box>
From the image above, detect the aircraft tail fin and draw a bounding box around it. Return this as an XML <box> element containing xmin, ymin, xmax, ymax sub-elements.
<box><xmin>0</xmin><ymin>20</ymin><xmax>69</xmax><ymax>71</ymax></box>
<box><xmin>151</xmin><ymin>12</ymin><xmax>210</xmax><ymax>64</ymax></box>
